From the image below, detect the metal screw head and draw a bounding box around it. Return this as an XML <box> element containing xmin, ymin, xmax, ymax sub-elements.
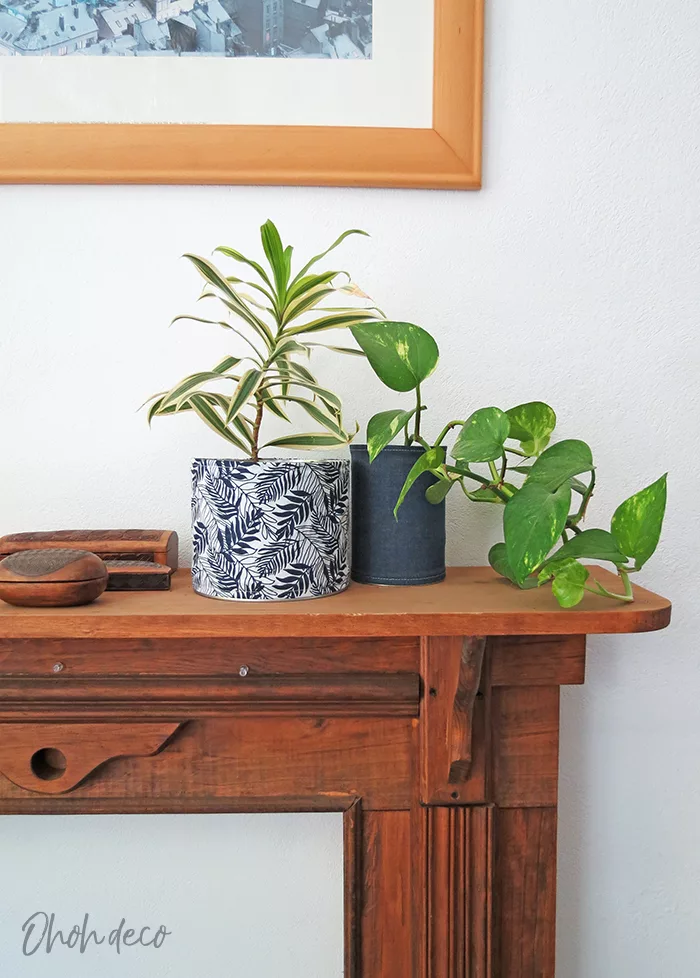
<box><xmin>52</xmin><ymin>662</ymin><xmax>64</xmax><ymax>674</ymax></box>
<box><xmin>239</xmin><ymin>665</ymin><xmax>249</xmax><ymax>677</ymax></box>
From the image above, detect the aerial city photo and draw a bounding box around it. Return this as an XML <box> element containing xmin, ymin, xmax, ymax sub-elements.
<box><xmin>0</xmin><ymin>0</ymin><xmax>371</xmax><ymax>57</ymax></box>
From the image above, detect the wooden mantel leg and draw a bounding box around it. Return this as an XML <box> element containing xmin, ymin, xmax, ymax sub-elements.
<box><xmin>417</xmin><ymin>634</ymin><xmax>584</xmax><ymax>978</ymax></box>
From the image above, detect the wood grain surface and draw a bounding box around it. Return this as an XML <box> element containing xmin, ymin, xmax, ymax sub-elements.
<box><xmin>0</xmin><ymin>567</ymin><xmax>671</xmax><ymax>639</ymax></box>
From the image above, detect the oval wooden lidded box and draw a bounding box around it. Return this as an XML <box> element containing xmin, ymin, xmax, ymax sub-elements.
<box><xmin>0</xmin><ymin>549</ymin><xmax>108</xmax><ymax>607</ymax></box>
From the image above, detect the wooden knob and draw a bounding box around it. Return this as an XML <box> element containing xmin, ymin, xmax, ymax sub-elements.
<box><xmin>0</xmin><ymin>549</ymin><xmax>108</xmax><ymax>607</ymax></box>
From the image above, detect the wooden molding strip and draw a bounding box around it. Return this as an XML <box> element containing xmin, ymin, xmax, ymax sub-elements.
<box><xmin>0</xmin><ymin>673</ymin><xmax>420</xmax><ymax>719</ymax></box>
<box><xmin>423</xmin><ymin>806</ymin><xmax>493</xmax><ymax>978</ymax></box>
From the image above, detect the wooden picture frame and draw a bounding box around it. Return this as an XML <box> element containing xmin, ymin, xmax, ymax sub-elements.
<box><xmin>0</xmin><ymin>0</ymin><xmax>484</xmax><ymax>188</ymax></box>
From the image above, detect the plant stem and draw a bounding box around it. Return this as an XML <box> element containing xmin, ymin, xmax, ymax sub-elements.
<box><xmin>433</xmin><ymin>419</ymin><xmax>465</xmax><ymax>447</ymax></box>
<box><xmin>504</xmin><ymin>446</ymin><xmax>529</xmax><ymax>457</ymax></box>
<box><xmin>569</xmin><ymin>470</ymin><xmax>596</xmax><ymax>527</ymax></box>
<box><xmin>488</xmin><ymin>460</ymin><xmax>499</xmax><ymax>481</ymax></box>
<box><xmin>414</xmin><ymin>384</ymin><xmax>423</xmax><ymax>441</ymax></box>
<box><xmin>586</xmin><ymin>569</ymin><xmax>634</xmax><ymax>603</ymax></box>
<box><xmin>447</xmin><ymin>465</ymin><xmax>511</xmax><ymax>502</ymax></box>
<box><xmin>250</xmin><ymin>392</ymin><xmax>264</xmax><ymax>461</ymax></box>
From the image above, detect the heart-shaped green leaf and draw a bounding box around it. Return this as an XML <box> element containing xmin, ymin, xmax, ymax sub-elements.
<box><xmin>504</xmin><ymin>481</ymin><xmax>572</xmax><ymax>584</ymax></box>
<box><xmin>452</xmin><ymin>407</ymin><xmax>510</xmax><ymax>463</ymax></box>
<box><xmin>506</xmin><ymin>401</ymin><xmax>556</xmax><ymax>455</ymax></box>
<box><xmin>611</xmin><ymin>473</ymin><xmax>667</xmax><ymax>570</ymax></box>
<box><xmin>526</xmin><ymin>439</ymin><xmax>594</xmax><ymax>492</ymax></box>
<box><xmin>547</xmin><ymin>528</ymin><xmax>628</xmax><ymax>566</ymax></box>
<box><xmin>394</xmin><ymin>446</ymin><xmax>445</xmax><ymax>518</ymax></box>
<box><xmin>426</xmin><ymin>479</ymin><xmax>454</xmax><ymax>504</ymax></box>
<box><xmin>488</xmin><ymin>542</ymin><xmax>518</xmax><ymax>584</ymax></box>
<box><xmin>538</xmin><ymin>557</ymin><xmax>589</xmax><ymax>608</ymax></box>
<box><xmin>351</xmin><ymin>322</ymin><xmax>439</xmax><ymax>392</ymax></box>
<box><xmin>366</xmin><ymin>409</ymin><xmax>416</xmax><ymax>463</ymax></box>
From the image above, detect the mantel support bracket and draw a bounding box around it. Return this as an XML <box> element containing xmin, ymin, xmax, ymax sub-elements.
<box><xmin>420</xmin><ymin>635</ymin><xmax>487</xmax><ymax>805</ymax></box>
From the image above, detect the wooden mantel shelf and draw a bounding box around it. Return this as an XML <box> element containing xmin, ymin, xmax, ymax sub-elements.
<box><xmin>0</xmin><ymin>567</ymin><xmax>671</xmax><ymax>978</ymax></box>
<box><xmin>0</xmin><ymin>566</ymin><xmax>670</xmax><ymax>639</ymax></box>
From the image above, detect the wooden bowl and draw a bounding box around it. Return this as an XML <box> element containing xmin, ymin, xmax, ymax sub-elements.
<box><xmin>0</xmin><ymin>549</ymin><xmax>108</xmax><ymax>607</ymax></box>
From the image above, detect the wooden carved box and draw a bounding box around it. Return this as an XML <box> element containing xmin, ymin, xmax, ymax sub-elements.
<box><xmin>0</xmin><ymin>568</ymin><xmax>670</xmax><ymax>977</ymax></box>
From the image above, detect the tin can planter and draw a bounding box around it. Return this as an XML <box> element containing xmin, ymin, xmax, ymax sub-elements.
<box><xmin>350</xmin><ymin>444</ymin><xmax>446</xmax><ymax>586</ymax></box>
<box><xmin>191</xmin><ymin>458</ymin><xmax>350</xmax><ymax>601</ymax></box>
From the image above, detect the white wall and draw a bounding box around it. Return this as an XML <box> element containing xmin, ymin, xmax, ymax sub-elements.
<box><xmin>1</xmin><ymin>0</ymin><xmax>699</xmax><ymax>974</ymax></box>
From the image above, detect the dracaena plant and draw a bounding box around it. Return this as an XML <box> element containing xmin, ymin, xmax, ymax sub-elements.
<box><xmin>354</xmin><ymin>322</ymin><xmax>667</xmax><ymax>608</ymax></box>
<box><xmin>147</xmin><ymin>220</ymin><xmax>379</xmax><ymax>459</ymax></box>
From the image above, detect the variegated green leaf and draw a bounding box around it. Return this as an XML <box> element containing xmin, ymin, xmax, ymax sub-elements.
<box><xmin>305</xmin><ymin>343</ymin><xmax>365</xmax><ymax>357</ymax></box>
<box><xmin>275</xmin><ymin>395</ymin><xmax>346</xmax><ymax>437</ymax></box>
<box><xmin>611</xmin><ymin>473</ymin><xmax>667</xmax><ymax>570</ymax></box>
<box><xmin>260</xmin><ymin>219</ymin><xmax>289</xmax><ymax>300</ymax></box>
<box><xmin>184</xmin><ymin>254</ymin><xmax>274</xmax><ymax>349</ymax></box>
<box><xmin>366</xmin><ymin>409</ymin><xmax>416</xmax><ymax>462</ymax></box>
<box><xmin>172</xmin><ymin>313</ymin><xmax>265</xmax><ymax>363</ymax></box>
<box><xmin>504</xmin><ymin>482</ymin><xmax>572</xmax><ymax>584</ymax></box>
<box><xmin>285</xmin><ymin>309</ymin><xmax>378</xmax><ymax>337</ymax></box>
<box><xmin>189</xmin><ymin>394</ymin><xmax>249</xmax><ymax>452</ymax></box>
<box><xmin>394</xmin><ymin>447</ymin><xmax>445</xmax><ymax>518</ymax></box>
<box><xmin>225</xmin><ymin>369</ymin><xmax>263</xmax><ymax>424</ymax></box>
<box><xmin>291</xmin><ymin>229</ymin><xmax>369</xmax><ymax>284</ymax></box>
<box><xmin>213</xmin><ymin>245</ymin><xmax>274</xmax><ymax>292</ymax></box>
<box><xmin>161</xmin><ymin>371</ymin><xmax>238</xmax><ymax>412</ymax></box>
<box><xmin>351</xmin><ymin>322</ymin><xmax>439</xmax><ymax>392</ymax></box>
<box><xmin>262</xmin><ymin>431</ymin><xmax>351</xmax><ymax>450</ymax></box>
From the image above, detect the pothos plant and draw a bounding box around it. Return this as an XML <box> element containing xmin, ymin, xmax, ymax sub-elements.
<box><xmin>353</xmin><ymin>322</ymin><xmax>668</xmax><ymax>608</ymax></box>
<box><xmin>146</xmin><ymin>220</ymin><xmax>379</xmax><ymax>458</ymax></box>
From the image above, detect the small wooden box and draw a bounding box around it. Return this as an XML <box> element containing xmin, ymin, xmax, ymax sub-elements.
<box><xmin>0</xmin><ymin>549</ymin><xmax>108</xmax><ymax>607</ymax></box>
<box><xmin>0</xmin><ymin>530</ymin><xmax>178</xmax><ymax>571</ymax></box>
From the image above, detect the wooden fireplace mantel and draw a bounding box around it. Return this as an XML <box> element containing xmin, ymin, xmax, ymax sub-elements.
<box><xmin>0</xmin><ymin>568</ymin><xmax>671</xmax><ymax>977</ymax></box>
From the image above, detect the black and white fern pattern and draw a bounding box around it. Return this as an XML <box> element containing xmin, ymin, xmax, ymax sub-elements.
<box><xmin>191</xmin><ymin>458</ymin><xmax>350</xmax><ymax>601</ymax></box>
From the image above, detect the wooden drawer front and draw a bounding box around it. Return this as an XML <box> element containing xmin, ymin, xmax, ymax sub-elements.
<box><xmin>0</xmin><ymin>637</ymin><xmax>419</xmax><ymax>677</ymax></box>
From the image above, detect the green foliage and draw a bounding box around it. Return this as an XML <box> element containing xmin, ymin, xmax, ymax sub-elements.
<box><xmin>611</xmin><ymin>474</ymin><xmax>668</xmax><ymax>570</ymax></box>
<box><xmin>354</xmin><ymin>321</ymin><xmax>440</xmax><ymax>456</ymax></box>
<box><xmin>146</xmin><ymin>220</ymin><xmax>379</xmax><ymax>460</ymax></box>
<box><xmin>452</xmin><ymin>407</ymin><xmax>511</xmax><ymax>463</ymax></box>
<box><xmin>506</xmin><ymin>402</ymin><xmax>556</xmax><ymax>455</ymax></box>
<box><xmin>393</xmin><ymin>446</ymin><xmax>445</xmax><ymax>519</ymax></box>
<box><xmin>366</xmin><ymin>409</ymin><xmax>417</xmax><ymax>463</ymax></box>
<box><xmin>354</xmin><ymin>315</ymin><xmax>668</xmax><ymax>606</ymax></box>
<box><xmin>351</xmin><ymin>322</ymin><xmax>439</xmax><ymax>392</ymax></box>
<box><xmin>504</xmin><ymin>481</ymin><xmax>572</xmax><ymax>584</ymax></box>
<box><xmin>526</xmin><ymin>440</ymin><xmax>594</xmax><ymax>491</ymax></box>
<box><xmin>538</xmin><ymin>558</ymin><xmax>590</xmax><ymax>608</ymax></box>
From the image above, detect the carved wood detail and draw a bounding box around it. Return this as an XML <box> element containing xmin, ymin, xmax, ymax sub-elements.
<box><xmin>420</xmin><ymin>636</ymin><xmax>486</xmax><ymax>804</ymax></box>
<box><xmin>421</xmin><ymin>805</ymin><xmax>493</xmax><ymax>978</ymax></box>
<box><xmin>0</xmin><ymin>722</ymin><xmax>182</xmax><ymax>794</ymax></box>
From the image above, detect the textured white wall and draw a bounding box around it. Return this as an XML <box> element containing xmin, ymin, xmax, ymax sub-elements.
<box><xmin>1</xmin><ymin>0</ymin><xmax>699</xmax><ymax>974</ymax></box>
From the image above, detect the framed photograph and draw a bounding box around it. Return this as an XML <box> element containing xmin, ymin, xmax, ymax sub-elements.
<box><xmin>0</xmin><ymin>0</ymin><xmax>483</xmax><ymax>187</ymax></box>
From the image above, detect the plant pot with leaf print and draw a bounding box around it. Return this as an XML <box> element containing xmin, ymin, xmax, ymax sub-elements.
<box><xmin>146</xmin><ymin>220</ymin><xmax>380</xmax><ymax>602</ymax></box>
<box><xmin>349</xmin><ymin>321</ymin><xmax>446</xmax><ymax>585</ymax></box>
